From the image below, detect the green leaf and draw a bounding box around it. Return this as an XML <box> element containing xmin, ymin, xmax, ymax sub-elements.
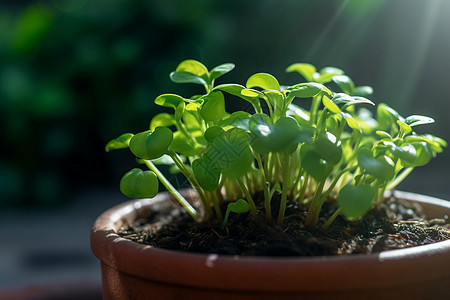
<box><xmin>218</xmin><ymin>111</ymin><xmax>251</xmax><ymax>131</ymax></box>
<box><xmin>175</xmin><ymin>59</ymin><xmax>209</xmax><ymax>77</ymax></box>
<box><xmin>169</xmin><ymin>71</ymin><xmax>208</xmax><ymax>86</ymax></box>
<box><xmin>401</xmin><ymin>142</ymin><xmax>433</xmax><ymax>167</ymax></box>
<box><xmin>377</xmin><ymin>103</ymin><xmax>402</xmax><ymax>131</ymax></box>
<box><xmin>286</xmin><ymin>63</ymin><xmax>316</xmax><ymax>82</ymax></box>
<box><xmin>192</xmin><ymin>158</ymin><xmax>220</xmax><ymax>191</ymax></box>
<box><xmin>397</xmin><ymin>120</ymin><xmax>412</xmax><ymax>136</ymax></box>
<box><xmin>322</xmin><ymin>95</ymin><xmax>341</xmax><ymax>113</ymax></box>
<box><xmin>332</xmin><ymin>93</ymin><xmax>374</xmax><ymax>108</ymax></box>
<box><xmin>200</xmin><ymin>91</ymin><xmax>226</xmax><ymax>121</ymax></box>
<box><xmin>332</xmin><ymin>75</ymin><xmax>355</xmax><ymax>94</ymax></box>
<box><xmin>352</xmin><ymin>86</ymin><xmax>373</xmax><ymax>97</ymax></box>
<box><xmin>357</xmin><ymin>148</ymin><xmax>395</xmax><ymax>182</ymax></box>
<box><xmin>228</xmin><ymin>199</ymin><xmax>250</xmax><ymax>213</ymax></box>
<box><xmin>286</xmin><ymin>103</ymin><xmax>310</xmax><ymax>126</ymax></box>
<box><xmin>149</xmin><ymin>113</ymin><xmax>176</xmax><ymax>131</ymax></box>
<box><xmin>209</xmin><ymin>63</ymin><xmax>235</xmax><ymax>81</ymax></box>
<box><xmin>337</xmin><ymin>184</ymin><xmax>376</xmax><ymax>220</ymax></box>
<box><xmin>342</xmin><ymin>113</ymin><xmax>361</xmax><ymax>132</ymax></box>
<box><xmin>246</xmin><ymin>73</ymin><xmax>280</xmax><ymax>91</ymax></box>
<box><xmin>151</xmin><ymin>154</ymin><xmax>176</xmax><ymax>165</ymax></box>
<box><xmin>175</xmin><ymin>101</ymin><xmax>185</xmax><ymax>122</ymax></box>
<box><xmin>376</xmin><ymin>130</ymin><xmax>392</xmax><ymax>139</ymax></box>
<box><xmin>249</xmin><ymin>115</ymin><xmax>300</xmax><ymax>154</ymax></box>
<box><xmin>312</xmin><ymin>132</ymin><xmax>342</xmax><ymax>165</ymax></box>
<box><xmin>316</xmin><ymin>66</ymin><xmax>344</xmax><ymax>83</ymax></box>
<box><xmin>213</xmin><ymin>84</ymin><xmax>261</xmax><ymax>111</ymax></box>
<box><xmin>223</xmin><ymin>199</ymin><xmax>250</xmax><ymax>226</ymax></box>
<box><xmin>170</xmin><ymin>131</ymin><xmax>203</xmax><ymax>156</ymax></box>
<box><xmin>205</xmin><ymin>128</ymin><xmax>253</xmax><ymax>178</ymax></box>
<box><xmin>154</xmin><ymin>94</ymin><xmax>185</xmax><ymax>109</ymax></box>
<box><xmin>105</xmin><ymin>133</ymin><xmax>134</xmax><ymax>152</ymax></box>
<box><xmin>129</xmin><ymin>127</ymin><xmax>173</xmax><ymax>160</ymax></box>
<box><xmin>404</xmin><ymin>115</ymin><xmax>435</xmax><ymax>127</ymax></box>
<box><xmin>300</xmin><ymin>145</ymin><xmax>332</xmax><ymax>181</ymax></box>
<box><xmin>120</xmin><ymin>168</ymin><xmax>158</xmax><ymax>198</ymax></box>
<box><xmin>204</xmin><ymin>126</ymin><xmax>225</xmax><ymax>143</ymax></box>
<box><xmin>390</xmin><ymin>144</ymin><xmax>417</xmax><ymax>164</ymax></box>
<box><xmin>289</xmin><ymin>82</ymin><xmax>331</xmax><ymax>98</ymax></box>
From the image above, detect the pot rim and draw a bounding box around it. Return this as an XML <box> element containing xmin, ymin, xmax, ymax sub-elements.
<box><xmin>91</xmin><ymin>190</ymin><xmax>450</xmax><ymax>292</ymax></box>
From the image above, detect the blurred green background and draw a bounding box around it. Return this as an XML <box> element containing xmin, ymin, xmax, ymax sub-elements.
<box><xmin>1</xmin><ymin>0</ymin><xmax>449</xmax><ymax>208</ymax></box>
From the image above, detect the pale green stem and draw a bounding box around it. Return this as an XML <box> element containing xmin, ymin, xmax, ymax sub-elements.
<box><xmin>322</xmin><ymin>208</ymin><xmax>341</xmax><ymax>230</ymax></box>
<box><xmin>144</xmin><ymin>160</ymin><xmax>197</xmax><ymax>219</ymax></box>
<box><xmin>386</xmin><ymin>167</ymin><xmax>414</xmax><ymax>190</ymax></box>
<box><xmin>256</xmin><ymin>153</ymin><xmax>271</xmax><ymax>222</ymax></box>
<box><xmin>210</xmin><ymin>191</ymin><xmax>223</xmax><ymax>220</ymax></box>
<box><xmin>305</xmin><ymin>180</ymin><xmax>326</xmax><ymax>228</ymax></box>
<box><xmin>236</xmin><ymin>177</ymin><xmax>256</xmax><ymax>216</ymax></box>
<box><xmin>277</xmin><ymin>154</ymin><xmax>291</xmax><ymax>225</ymax></box>
<box><xmin>166</xmin><ymin>148</ymin><xmax>212</xmax><ymax>217</ymax></box>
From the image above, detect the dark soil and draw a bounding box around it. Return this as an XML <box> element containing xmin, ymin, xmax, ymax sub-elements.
<box><xmin>118</xmin><ymin>192</ymin><xmax>450</xmax><ymax>256</ymax></box>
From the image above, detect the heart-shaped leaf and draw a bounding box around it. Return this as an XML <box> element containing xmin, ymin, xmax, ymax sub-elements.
<box><xmin>357</xmin><ymin>148</ymin><xmax>395</xmax><ymax>182</ymax></box>
<box><xmin>105</xmin><ymin>133</ymin><xmax>134</xmax><ymax>152</ymax></box>
<box><xmin>170</xmin><ymin>131</ymin><xmax>203</xmax><ymax>156</ymax></box>
<box><xmin>337</xmin><ymin>183</ymin><xmax>376</xmax><ymax>220</ymax></box>
<box><xmin>120</xmin><ymin>168</ymin><xmax>158</xmax><ymax>198</ymax></box>
<box><xmin>312</xmin><ymin>132</ymin><xmax>342</xmax><ymax>165</ymax></box>
<box><xmin>192</xmin><ymin>157</ymin><xmax>221</xmax><ymax>191</ymax></box>
<box><xmin>249</xmin><ymin>115</ymin><xmax>300</xmax><ymax>154</ymax></box>
<box><xmin>218</xmin><ymin>111</ymin><xmax>251</xmax><ymax>131</ymax></box>
<box><xmin>205</xmin><ymin>128</ymin><xmax>253</xmax><ymax>178</ymax></box>
<box><xmin>300</xmin><ymin>145</ymin><xmax>332</xmax><ymax>182</ymax></box>
<box><xmin>129</xmin><ymin>127</ymin><xmax>173</xmax><ymax>160</ymax></box>
<box><xmin>228</xmin><ymin>199</ymin><xmax>250</xmax><ymax>213</ymax></box>
<box><xmin>204</xmin><ymin>126</ymin><xmax>225</xmax><ymax>143</ymax></box>
<box><xmin>200</xmin><ymin>91</ymin><xmax>226</xmax><ymax>121</ymax></box>
<box><xmin>246</xmin><ymin>73</ymin><xmax>280</xmax><ymax>91</ymax></box>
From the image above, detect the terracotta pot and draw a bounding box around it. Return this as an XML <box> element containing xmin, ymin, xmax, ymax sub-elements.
<box><xmin>91</xmin><ymin>190</ymin><xmax>450</xmax><ymax>299</ymax></box>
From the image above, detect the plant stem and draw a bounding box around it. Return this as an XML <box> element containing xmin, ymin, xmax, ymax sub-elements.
<box><xmin>256</xmin><ymin>153</ymin><xmax>271</xmax><ymax>222</ymax></box>
<box><xmin>310</xmin><ymin>95</ymin><xmax>322</xmax><ymax>125</ymax></box>
<box><xmin>277</xmin><ymin>154</ymin><xmax>291</xmax><ymax>225</ymax></box>
<box><xmin>143</xmin><ymin>160</ymin><xmax>197</xmax><ymax>219</ymax></box>
<box><xmin>322</xmin><ymin>208</ymin><xmax>341</xmax><ymax>230</ymax></box>
<box><xmin>236</xmin><ymin>177</ymin><xmax>256</xmax><ymax>216</ymax></box>
<box><xmin>166</xmin><ymin>149</ymin><xmax>212</xmax><ymax>218</ymax></box>
<box><xmin>210</xmin><ymin>191</ymin><xmax>223</xmax><ymax>220</ymax></box>
<box><xmin>305</xmin><ymin>180</ymin><xmax>325</xmax><ymax>228</ymax></box>
<box><xmin>297</xmin><ymin>173</ymin><xmax>309</xmax><ymax>203</ymax></box>
<box><xmin>386</xmin><ymin>167</ymin><xmax>414</xmax><ymax>190</ymax></box>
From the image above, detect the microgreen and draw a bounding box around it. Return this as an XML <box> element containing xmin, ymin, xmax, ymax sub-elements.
<box><xmin>106</xmin><ymin>60</ymin><xmax>445</xmax><ymax>228</ymax></box>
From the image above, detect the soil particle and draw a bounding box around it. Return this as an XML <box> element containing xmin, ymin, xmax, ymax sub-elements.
<box><xmin>118</xmin><ymin>192</ymin><xmax>450</xmax><ymax>257</ymax></box>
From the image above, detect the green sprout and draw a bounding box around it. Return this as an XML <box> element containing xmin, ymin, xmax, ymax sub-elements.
<box><xmin>106</xmin><ymin>59</ymin><xmax>446</xmax><ymax>229</ymax></box>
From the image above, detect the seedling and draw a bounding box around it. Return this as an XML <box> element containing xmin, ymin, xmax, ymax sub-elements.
<box><xmin>106</xmin><ymin>59</ymin><xmax>446</xmax><ymax>229</ymax></box>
